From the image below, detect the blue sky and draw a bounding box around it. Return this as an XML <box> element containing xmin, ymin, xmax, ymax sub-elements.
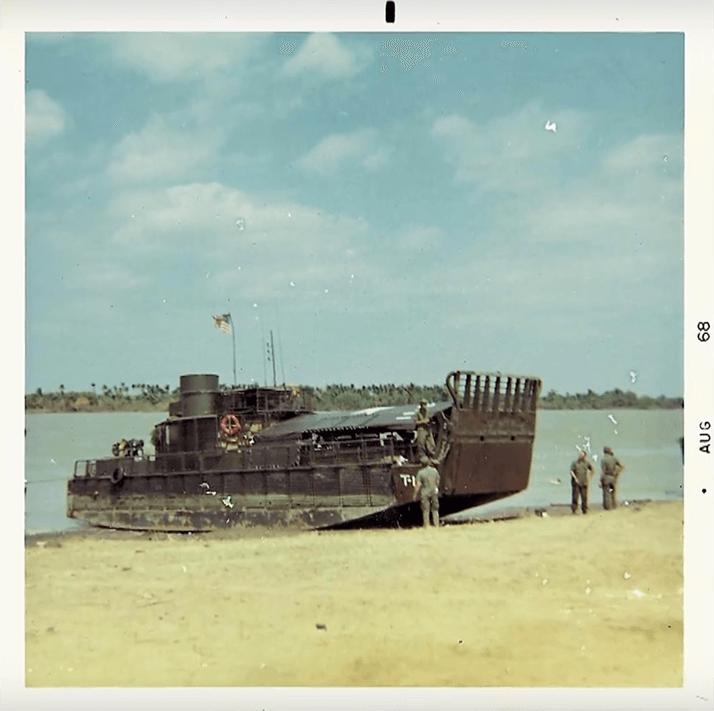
<box><xmin>24</xmin><ymin>31</ymin><xmax>684</xmax><ymax>396</ymax></box>
<box><xmin>4</xmin><ymin>6</ymin><xmax>714</xmax><ymax>703</ymax></box>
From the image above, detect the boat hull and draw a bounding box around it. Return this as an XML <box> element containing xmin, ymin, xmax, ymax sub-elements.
<box><xmin>67</xmin><ymin>487</ymin><xmax>519</xmax><ymax>531</ymax></box>
<box><xmin>67</xmin><ymin>370</ymin><xmax>542</xmax><ymax>531</ymax></box>
<box><xmin>67</xmin><ymin>459</ymin><xmax>523</xmax><ymax>531</ymax></box>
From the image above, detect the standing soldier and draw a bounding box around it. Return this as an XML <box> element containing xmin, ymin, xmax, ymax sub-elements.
<box><xmin>569</xmin><ymin>449</ymin><xmax>594</xmax><ymax>514</ymax></box>
<box><xmin>600</xmin><ymin>446</ymin><xmax>625</xmax><ymax>510</ymax></box>
<box><xmin>414</xmin><ymin>398</ymin><xmax>436</xmax><ymax>465</ymax></box>
<box><xmin>413</xmin><ymin>459</ymin><xmax>440</xmax><ymax>528</ymax></box>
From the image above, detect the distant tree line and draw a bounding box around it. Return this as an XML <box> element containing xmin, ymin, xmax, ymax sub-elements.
<box><xmin>539</xmin><ymin>388</ymin><xmax>683</xmax><ymax>410</ymax></box>
<box><xmin>300</xmin><ymin>383</ymin><xmax>450</xmax><ymax>410</ymax></box>
<box><xmin>25</xmin><ymin>382</ymin><xmax>683</xmax><ymax>413</ymax></box>
<box><xmin>25</xmin><ymin>383</ymin><xmax>180</xmax><ymax>413</ymax></box>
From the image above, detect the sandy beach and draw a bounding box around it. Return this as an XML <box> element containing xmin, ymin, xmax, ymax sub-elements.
<box><xmin>25</xmin><ymin>500</ymin><xmax>683</xmax><ymax>688</ymax></box>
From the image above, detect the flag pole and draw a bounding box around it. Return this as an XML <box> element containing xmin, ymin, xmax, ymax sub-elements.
<box><xmin>230</xmin><ymin>312</ymin><xmax>237</xmax><ymax>386</ymax></box>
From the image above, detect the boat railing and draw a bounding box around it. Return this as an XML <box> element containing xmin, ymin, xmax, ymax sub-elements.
<box><xmin>74</xmin><ymin>457</ymin><xmax>143</xmax><ymax>478</ymax></box>
<box><xmin>301</xmin><ymin>437</ymin><xmax>415</xmax><ymax>466</ymax></box>
<box><xmin>74</xmin><ymin>437</ymin><xmax>418</xmax><ymax>480</ymax></box>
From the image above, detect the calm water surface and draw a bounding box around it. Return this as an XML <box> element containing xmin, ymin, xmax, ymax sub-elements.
<box><xmin>24</xmin><ymin>409</ymin><xmax>683</xmax><ymax>534</ymax></box>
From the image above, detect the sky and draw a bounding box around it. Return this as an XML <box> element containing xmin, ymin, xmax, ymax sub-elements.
<box><xmin>22</xmin><ymin>29</ymin><xmax>685</xmax><ymax>397</ymax></box>
<box><xmin>3</xmin><ymin>3</ymin><xmax>714</xmax><ymax>707</ymax></box>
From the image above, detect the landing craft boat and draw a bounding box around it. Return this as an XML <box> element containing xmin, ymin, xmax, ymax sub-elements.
<box><xmin>67</xmin><ymin>371</ymin><xmax>542</xmax><ymax>531</ymax></box>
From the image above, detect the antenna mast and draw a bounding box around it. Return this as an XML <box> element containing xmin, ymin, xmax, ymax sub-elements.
<box><xmin>269</xmin><ymin>330</ymin><xmax>277</xmax><ymax>387</ymax></box>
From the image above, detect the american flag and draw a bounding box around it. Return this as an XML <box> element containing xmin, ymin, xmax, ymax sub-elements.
<box><xmin>213</xmin><ymin>313</ymin><xmax>232</xmax><ymax>335</ymax></box>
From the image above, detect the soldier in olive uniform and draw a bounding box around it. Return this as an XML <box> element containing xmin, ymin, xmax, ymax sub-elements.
<box><xmin>570</xmin><ymin>449</ymin><xmax>594</xmax><ymax>514</ymax></box>
<box><xmin>600</xmin><ymin>446</ymin><xmax>625</xmax><ymax>510</ymax></box>
<box><xmin>414</xmin><ymin>398</ymin><xmax>436</xmax><ymax>465</ymax></box>
<box><xmin>413</xmin><ymin>460</ymin><xmax>440</xmax><ymax>528</ymax></box>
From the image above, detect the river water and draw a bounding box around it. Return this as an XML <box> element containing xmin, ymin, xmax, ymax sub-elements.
<box><xmin>24</xmin><ymin>409</ymin><xmax>684</xmax><ymax>535</ymax></box>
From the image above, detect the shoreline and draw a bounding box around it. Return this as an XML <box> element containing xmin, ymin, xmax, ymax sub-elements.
<box><xmin>25</xmin><ymin>497</ymin><xmax>666</xmax><ymax>546</ymax></box>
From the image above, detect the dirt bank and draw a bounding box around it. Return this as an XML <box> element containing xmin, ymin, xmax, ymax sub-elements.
<box><xmin>25</xmin><ymin>501</ymin><xmax>683</xmax><ymax>687</ymax></box>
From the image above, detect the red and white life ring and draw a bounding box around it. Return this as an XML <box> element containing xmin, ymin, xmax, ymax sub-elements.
<box><xmin>220</xmin><ymin>413</ymin><xmax>241</xmax><ymax>436</ymax></box>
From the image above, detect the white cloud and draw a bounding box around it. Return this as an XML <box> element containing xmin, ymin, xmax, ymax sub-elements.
<box><xmin>26</xmin><ymin>90</ymin><xmax>68</xmax><ymax>145</ymax></box>
<box><xmin>601</xmin><ymin>134</ymin><xmax>682</xmax><ymax>175</ymax></box>
<box><xmin>107</xmin><ymin>114</ymin><xmax>223</xmax><ymax>184</ymax></box>
<box><xmin>428</xmin><ymin>102</ymin><xmax>682</xmax><ymax>330</ymax></box>
<box><xmin>109</xmin><ymin>181</ymin><xmax>367</xmax><ymax>259</ymax></box>
<box><xmin>298</xmin><ymin>128</ymin><xmax>385</xmax><ymax>175</ymax></box>
<box><xmin>28</xmin><ymin>178</ymin><xmax>382</xmax><ymax>320</ymax></box>
<box><xmin>432</xmin><ymin>101</ymin><xmax>589</xmax><ymax>193</ymax></box>
<box><xmin>432</xmin><ymin>102</ymin><xmax>681</xmax><ymax>250</ymax></box>
<box><xmin>102</xmin><ymin>34</ymin><xmax>264</xmax><ymax>83</ymax></box>
<box><xmin>431</xmin><ymin>114</ymin><xmax>472</xmax><ymax>138</ymax></box>
<box><xmin>74</xmin><ymin>262</ymin><xmax>146</xmax><ymax>292</ymax></box>
<box><xmin>284</xmin><ymin>34</ymin><xmax>365</xmax><ymax>79</ymax></box>
<box><xmin>362</xmin><ymin>149</ymin><xmax>388</xmax><ymax>171</ymax></box>
<box><xmin>521</xmin><ymin>132</ymin><xmax>683</xmax><ymax>253</ymax></box>
<box><xmin>102</xmin><ymin>181</ymin><xmax>393</xmax><ymax>307</ymax></box>
<box><xmin>395</xmin><ymin>225</ymin><xmax>444</xmax><ymax>251</ymax></box>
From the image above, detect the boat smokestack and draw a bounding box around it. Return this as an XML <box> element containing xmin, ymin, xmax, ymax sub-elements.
<box><xmin>180</xmin><ymin>374</ymin><xmax>220</xmax><ymax>417</ymax></box>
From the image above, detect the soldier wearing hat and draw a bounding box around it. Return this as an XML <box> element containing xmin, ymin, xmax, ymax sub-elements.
<box><xmin>414</xmin><ymin>398</ymin><xmax>436</xmax><ymax>465</ymax></box>
<box><xmin>569</xmin><ymin>449</ymin><xmax>594</xmax><ymax>514</ymax></box>
<box><xmin>600</xmin><ymin>446</ymin><xmax>625</xmax><ymax>510</ymax></box>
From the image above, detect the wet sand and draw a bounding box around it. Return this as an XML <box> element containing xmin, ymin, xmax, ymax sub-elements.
<box><xmin>25</xmin><ymin>500</ymin><xmax>683</xmax><ymax>687</ymax></box>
